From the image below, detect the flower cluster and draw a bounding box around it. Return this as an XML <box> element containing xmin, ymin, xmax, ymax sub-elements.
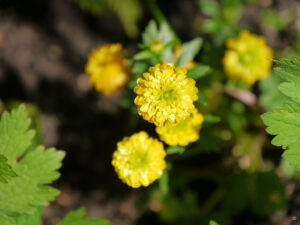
<box><xmin>112</xmin><ymin>131</ymin><xmax>166</xmax><ymax>188</ymax></box>
<box><xmin>85</xmin><ymin>43</ymin><xmax>130</xmax><ymax>96</ymax></box>
<box><xmin>134</xmin><ymin>63</ymin><xmax>198</xmax><ymax>127</ymax></box>
<box><xmin>223</xmin><ymin>30</ymin><xmax>274</xmax><ymax>85</ymax></box>
<box><xmin>156</xmin><ymin>109</ymin><xmax>204</xmax><ymax>146</ymax></box>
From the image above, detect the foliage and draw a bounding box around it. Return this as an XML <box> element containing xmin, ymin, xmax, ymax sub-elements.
<box><xmin>262</xmin><ymin>57</ymin><xmax>300</xmax><ymax>169</ymax></box>
<box><xmin>197</xmin><ymin>0</ymin><xmax>243</xmax><ymax>45</ymax></box>
<box><xmin>4</xmin><ymin>0</ymin><xmax>300</xmax><ymax>224</ymax></box>
<box><xmin>0</xmin><ymin>105</ymin><xmax>113</xmax><ymax>225</ymax></box>
<box><xmin>220</xmin><ymin>171</ymin><xmax>286</xmax><ymax>216</ymax></box>
<box><xmin>59</xmin><ymin>208</ymin><xmax>111</xmax><ymax>225</ymax></box>
<box><xmin>0</xmin><ymin>105</ymin><xmax>64</xmax><ymax>224</ymax></box>
<box><xmin>0</xmin><ymin>154</ymin><xmax>16</xmax><ymax>183</ymax></box>
<box><xmin>259</xmin><ymin>73</ymin><xmax>287</xmax><ymax>111</ymax></box>
<box><xmin>210</xmin><ymin>221</ymin><xmax>220</xmax><ymax>225</ymax></box>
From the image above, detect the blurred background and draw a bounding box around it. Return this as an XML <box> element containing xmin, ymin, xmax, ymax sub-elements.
<box><xmin>1</xmin><ymin>0</ymin><xmax>300</xmax><ymax>224</ymax></box>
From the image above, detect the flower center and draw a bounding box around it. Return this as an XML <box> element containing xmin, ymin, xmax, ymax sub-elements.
<box><xmin>239</xmin><ymin>50</ymin><xmax>256</xmax><ymax>65</ymax></box>
<box><xmin>160</xmin><ymin>89</ymin><xmax>174</xmax><ymax>101</ymax></box>
<box><xmin>131</xmin><ymin>151</ymin><xmax>148</xmax><ymax>169</ymax></box>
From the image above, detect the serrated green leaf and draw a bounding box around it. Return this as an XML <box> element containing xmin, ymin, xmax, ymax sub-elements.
<box><xmin>187</xmin><ymin>65</ymin><xmax>211</xmax><ymax>80</ymax></box>
<box><xmin>16</xmin><ymin>208</ymin><xmax>42</xmax><ymax>225</ymax></box>
<box><xmin>0</xmin><ymin>154</ymin><xmax>16</xmax><ymax>183</ymax></box>
<box><xmin>263</xmin><ymin>103</ymin><xmax>300</xmax><ymax>168</ymax></box>
<box><xmin>0</xmin><ymin>105</ymin><xmax>65</xmax><ymax>220</ymax></box>
<box><xmin>274</xmin><ymin>58</ymin><xmax>300</xmax><ymax>103</ymax></box>
<box><xmin>0</xmin><ymin>105</ymin><xmax>35</xmax><ymax>164</ymax></box>
<box><xmin>176</xmin><ymin>38</ymin><xmax>203</xmax><ymax>67</ymax></box>
<box><xmin>59</xmin><ymin>208</ymin><xmax>111</xmax><ymax>225</ymax></box>
<box><xmin>262</xmin><ymin>57</ymin><xmax>300</xmax><ymax>169</ymax></box>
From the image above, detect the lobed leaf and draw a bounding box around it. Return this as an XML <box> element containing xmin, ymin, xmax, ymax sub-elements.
<box><xmin>0</xmin><ymin>105</ymin><xmax>65</xmax><ymax>223</ymax></box>
<box><xmin>262</xmin><ymin>57</ymin><xmax>300</xmax><ymax>169</ymax></box>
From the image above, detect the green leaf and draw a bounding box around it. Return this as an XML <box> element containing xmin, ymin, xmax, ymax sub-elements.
<box><xmin>198</xmin><ymin>0</ymin><xmax>220</xmax><ymax>17</ymax></box>
<box><xmin>142</xmin><ymin>20</ymin><xmax>176</xmax><ymax>48</ymax></box>
<box><xmin>204</xmin><ymin>115</ymin><xmax>220</xmax><ymax>124</ymax></box>
<box><xmin>209</xmin><ymin>221</ymin><xmax>220</xmax><ymax>225</ymax></box>
<box><xmin>262</xmin><ymin>58</ymin><xmax>300</xmax><ymax>169</ymax></box>
<box><xmin>157</xmin><ymin>22</ymin><xmax>175</xmax><ymax>45</ymax></box>
<box><xmin>262</xmin><ymin>103</ymin><xmax>300</xmax><ymax>168</ymax></box>
<box><xmin>222</xmin><ymin>172</ymin><xmax>286</xmax><ymax>216</ymax></box>
<box><xmin>0</xmin><ymin>213</ymin><xmax>14</xmax><ymax>225</ymax></box>
<box><xmin>59</xmin><ymin>208</ymin><xmax>111</xmax><ymax>225</ymax></box>
<box><xmin>176</xmin><ymin>38</ymin><xmax>203</xmax><ymax>67</ymax></box>
<box><xmin>142</xmin><ymin>20</ymin><xmax>158</xmax><ymax>46</ymax></box>
<box><xmin>158</xmin><ymin>167</ymin><xmax>169</xmax><ymax>195</ymax></box>
<box><xmin>0</xmin><ymin>105</ymin><xmax>65</xmax><ymax>222</ymax></box>
<box><xmin>187</xmin><ymin>65</ymin><xmax>211</xmax><ymax>80</ymax></box>
<box><xmin>0</xmin><ymin>154</ymin><xmax>16</xmax><ymax>183</ymax></box>
<box><xmin>196</xmin><ymin>92</ymin><xmax>206</xmax><ymax>106</ymax></box>
<box><xmin>260</xmin><ymin>8</ymin><xmax>285</xmax><ymax>31</ymax></box>
<box><xmin>259</xmin><ymin>73</ymin><xmax>287</xmax><ymax>111</ymax></box>
<box><xmin>274</xmin><ymin>58</ymin><xmax>300</xmax><ymax>103</ymax></box>
<box><xmin>16</xmin><ymin>208</ymin><xmax>42</xmax><ymax>225</ymax></box>
<box><xmin>166</xmin><ymin>146</ymin><xmax>186</xmax><ymax>155</ymax></box>
<box><xmin>133</xmin><ymin>50</ymin><xmax>153</xmax><ymax>60</ymax></box>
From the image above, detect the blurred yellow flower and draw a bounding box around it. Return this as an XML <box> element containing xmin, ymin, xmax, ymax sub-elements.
<box><xmin>112</xmin><ymin>131</ymin><xmax>166</xmax><ymax>188</ymax></box>
<box><xmin>174</xmin><ymin>45</ymin><xmax>196</xmax><ymax>70</ymax></box>
<box><xmin>85</xmin><ymin>43</ymin><xmax>129</xmax><ymax>96</ymax></box>
<box><xmin>223</xmin><ymin>30</ymin><xmax>274</xmax><ymax>85</ymax></box>
<box><xmin>156</xmin><ymin>109</ymin><xmax>204</xmax><ymax>146</ymax></box>
<box><xmin>134</xmin><ymin>63</ymin><xmax>198</xmax><ymax>127</ymax></box>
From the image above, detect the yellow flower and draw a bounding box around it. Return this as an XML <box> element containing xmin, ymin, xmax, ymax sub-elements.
<box><xmin>85</xmin><ymin>43</ymin><xmax>129</xmax><ymax>96</ymax></box>
<box><xmin>223</xmin><ymin>30</ymin><xmax>274</xmax><ymax>85</ymax></box>
<box><xmin>134</xmin><ymin>63</ymin><xmax>198</xmax><ymax>127</ymax></box>
<box><xmin>112</xmin><ymin>131</ymin><xmax>166</xmax><ymax>188</ymax></box>
<box><xmin>174</xmin><ymin>46</ymin><xmax>196</xmax><ymax>70</ymax></box>
<box><xmin>156</xmin><ymin>110</ymin><xmax>204</xmax><ymax>146</ymax></box>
